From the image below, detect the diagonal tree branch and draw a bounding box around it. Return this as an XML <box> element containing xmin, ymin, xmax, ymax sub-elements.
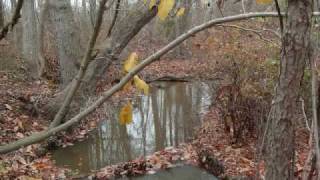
<box><xmin>1</xmin><ymin>12</ymin><xmax>320</xmax><ymax>154</ymax></box>
<box><xmin>0</xmin><ymin>0</ymin><xmax>23</xmax><ymax>40</ymax></box>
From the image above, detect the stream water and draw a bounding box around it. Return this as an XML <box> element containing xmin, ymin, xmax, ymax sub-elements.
<box><xmin>51</xmin><ymin>81</ymin><xmax>215</xmax><ymax>177</ymax></box>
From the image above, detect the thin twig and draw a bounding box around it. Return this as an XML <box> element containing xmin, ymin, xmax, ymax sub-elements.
<box><xmin>241</xmin><ymin>0</ymin><xmax>246</xmax><ymax>13</ymax></box>
<box><xmin>300</xmin><ymin>97</ymin><xmax>311</xmax><ymax>131</ymax></box>
<box><xmin>217</xmin><ymin>24</ymin><xmax>280</xmax><ymax>46</ymax></box>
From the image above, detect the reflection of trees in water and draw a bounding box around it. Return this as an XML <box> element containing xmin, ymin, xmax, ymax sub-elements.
<box><xmin>151</xmin><ymin>82</ymin><xmax>206</xmax><ymax>150</ymax></box>
<box><xmin>53</xmin><ymin>82</ymin><xmax>213</xmax><ymax>174</ymax></box>
<box><xmin>85</xmin><ymin>106</ymin><xmax>132</xmax><ymax>170</ymax></box>
<box><xmin>94</xmin><ymin>82</ymin><xmax>210</xmax><ymax>164</ymax></box>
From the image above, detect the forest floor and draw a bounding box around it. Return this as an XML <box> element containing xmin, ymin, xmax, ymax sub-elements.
<box><xmin>0</xmin><ymin>21</ymin><xmax>312</xmax><ymax>179</ymax></box>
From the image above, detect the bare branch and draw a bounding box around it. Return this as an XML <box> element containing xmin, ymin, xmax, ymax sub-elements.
<box><xmin>300</xmin><ymin>97</ymin><xmax>311</xmax><ymax>131</ymax></box>
<box><xmin>0</xmin><ymin>0</ymin><xmax>23</xmax><ymax>40</ymax></box>
<box><xmin>106</xmin><ymin>0</ymin><xmax>121</xmax><ymax>37</ymax></box>
<box><xmin>2</xmin><ymin>12</ymin><xmax>320</xmax><ymax>154</ymax></box>
<box><xmin>217</xmin><ymin>24</ymin><xmax>280</xmax><ymax>46</ymax></box>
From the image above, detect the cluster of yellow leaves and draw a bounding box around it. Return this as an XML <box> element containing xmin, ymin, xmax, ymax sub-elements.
<box><xmin>124</xmin><ymin>52</ymin><xmax>138</xmax><ymax>73</ymax></box>
<box><xmin>144</xmin><ymin>0</ymin><xmax>184</xmax><ymax>20</ymax></box>
<box><xmin>256</xmin><ymin>0</ymin><xmax>273</xmax><ymax>4</ymax></box>
<box><xmin>157</xmin><ymin>0</ymin><xmax>175</xmax><ymax>20</ymax></box>
<box><xmin>119</xmin><ymin>52</ymin><xmax>150</xmax><ymax>125</ymax></box>
<box><xmin>119</xmin><ymin>102</ymin><xmax>133</xmax><ymax>125</ymax></box>
<box><xmin>134</xmin><ymin>75</ymin><xmax>149</xmax><ymax>95</ymax></box>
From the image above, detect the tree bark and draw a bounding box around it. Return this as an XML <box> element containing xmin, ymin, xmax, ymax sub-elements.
<box><xmin>174</xmin><ymin>0</ymin><xmax>192</xmax><ymax>56</ymax></box>
<box><xmin>22</xmin><ymin>0</ymin><xmax>39</xmax><ymax>79</ymax></box>
<box><xmin>8</xmin><ymin>0</ymin><xmax>22</xmax><ymax>51</ymax></box>
<box><xmin>37</xmin><ymin>0</ymin><xmax>49</xmax><ymax>77</ymax></box>
<box><xmin>89</xmin><ymin>0</ymin><xmax>96</xmax><ymax>28</ymax></box>
<box><xmin>48</xmin><ymin>0</ymin><xmax>81</xmax><ymax>88</ymax></box>
<box><xmin>0</xmin><ymin>0</ymin><xmax>4</xmax><ymax>29</ymax></box>
<box><xmin>265</xmin><ymin>0</ymin><xmax>313</xmax><ymax>179</ymax></box>
<box><xmin>81</xmin><ymin>0</ymin><xmax>90</xmax><ymax>43</ymax></box>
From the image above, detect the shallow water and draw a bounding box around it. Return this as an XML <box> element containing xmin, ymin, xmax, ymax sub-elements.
<box><xmin>52</xmin><ymin>81</ymin><xmax>213</xmax><ymax>175</ymax></box>
<box><xmin>119</xmin><ymin>165</ymin><xmax>217</xmax><ymax>180</ymax></box>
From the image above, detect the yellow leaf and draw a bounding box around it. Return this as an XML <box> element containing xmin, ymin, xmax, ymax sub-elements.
<box><xmin>256</xmin><ymin>0</ymin><xmax>272</xmax><ymax>4</ymax></box>
<box><xmin>124</xmin><ymin>52</ymin><xmax>138</xmax><ymax>73</ymax></box>
<box><xmin>158</xmin><ymin>0</ymin><xmax>175</xmax><ymax>20</ymax></box>
<box><xmin>134</xmin><ymin>75</ymin><xmax>149</xmax><ymax>95</ymax></box>
<box><xmin>119</xmin><ymin>102</ymin><xmax>133</xmax><ymax>125</ymax></box>
<box><xmin>176</xmin><ymin>7</ymin><xmax>185</xmax><ymax>17</ymax></box>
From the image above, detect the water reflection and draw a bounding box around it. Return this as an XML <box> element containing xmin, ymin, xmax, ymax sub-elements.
<box><xmin>52</xmin><ymin>81</ymin><xmax>213</xmax><ymax>174</ymax></box>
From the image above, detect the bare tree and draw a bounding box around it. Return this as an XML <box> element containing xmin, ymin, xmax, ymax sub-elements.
<box><xmin>7</xmin><ymin>0</ymin><xmax>22</xmax><ymax>51</ymax></box>
<box><xmin>265</xmin><ymin>0</ymin><xmax>313</xmax><ymax>179</ymax></box>
<box><xmin>0</xmin><ymin>0</ymin><xmax>4</xmax><ymax>29</ymax></box>
<box><xmin>22</xmin><ymin>0</ymin><xmax>39</xmax><ymax>78</ymax></box>
<box><xmin>37</xmin><ymin>0</ymin><xmax>49</xmax><ymax>77</ymax></box>
<box><xmin>174</xmin><ymin>0</ymin><xmax>192</xmax><ymax>56</ymax></box>
<box><xmin>49</xmin><ymin>0</ymin><xmax>82</xmax><ymax>88</ymax></box>
<box><xmin>89</xmin><ymin>0</ymin><xmax>96</xmax><ymax>28</ymax></box>
<box><xmin>81</xmin><ymin>0</ymin><xmax>89</xmax><ymax>42</ymax></box>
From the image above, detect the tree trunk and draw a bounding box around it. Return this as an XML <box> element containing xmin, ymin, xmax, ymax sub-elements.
<box><xmin>22</xmin><ymin>0</ymin><xmax>39</xmax><ymax>78</ymax></box>
<box><xmin>206</xmin><ymin>0</ymin><xmax>214</xmax><ymax>21</ymax></box>
<box><xmin>37</xmin><ymin>0</ymin><xmax>49</xmax><ymax>77</ymax></box>
<box><xmin>10</xmin><ymin>0</ymin><xmax>22</xmax><ymax>52</ymax></box>
<box><xmin>265</xmin><ymin>0</ymin><xmax>313</xmax><ymax>179</ymax></box>
<box><xmin>89</xmin><ymin>0</ymin><xmax>96</xmax><ymax>28</ymax></box>
<box><xmin>81</xmin><ymin>0</ymin><xmax>90</xmax><ymax>42</ymax></box>
<box><xmin>48</xmin><ymin>0</ymin><xmax>82</xmax><ymax>88</ymax></box>
<box><xmin>0</xmin><ymin>0</ymin><xmax>4</xmax><ymax>28</ymax></box>
<box><xmin>174</xmin><ymin>0</ymin><xmax>192</xmax><ymax>57</ymax></box>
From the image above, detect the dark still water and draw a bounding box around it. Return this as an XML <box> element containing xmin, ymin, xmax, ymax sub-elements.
<box><xmin>51</xmin><ymin>81</ymin><xmax>214</xmax><ymax>175</ymax></box>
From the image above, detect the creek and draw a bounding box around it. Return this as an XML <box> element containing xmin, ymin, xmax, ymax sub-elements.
<box><xmin>51</xmin><ymin>81</ymin><xmax>216</xmax><ymax>178</ymax></box>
